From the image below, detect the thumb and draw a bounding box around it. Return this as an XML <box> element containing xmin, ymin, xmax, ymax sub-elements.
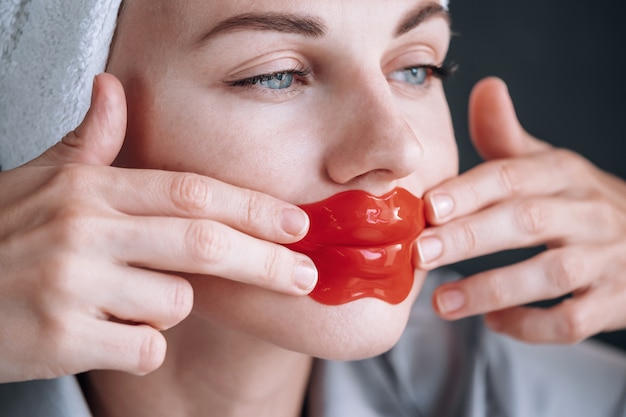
<box><xmin>31</xmin><ymin>73</ymin><xmax>127</xmax><ymax>167</ymax></box>
<box><xmin>468</xmin><ymin>77</ymin><xmax>550</xmax><ymax>160</ymax></box>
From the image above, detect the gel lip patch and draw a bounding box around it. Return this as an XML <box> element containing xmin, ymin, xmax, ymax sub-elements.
<box><xmin>286</xmin><ymin>188</ymin><xmax>425</xmax><ymax>305</ymax></box>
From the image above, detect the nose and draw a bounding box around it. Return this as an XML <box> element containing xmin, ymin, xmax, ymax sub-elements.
<box><xmin>324</xmin><ymin>71</ymin><xmax>423</xmax><ymax>189</ymax></box>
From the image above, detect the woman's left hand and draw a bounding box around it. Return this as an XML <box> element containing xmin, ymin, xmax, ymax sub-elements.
<box><xmin>416</xmin><ymin>77</ymin><xmax>626</xmax><ymax>344</ymax></box>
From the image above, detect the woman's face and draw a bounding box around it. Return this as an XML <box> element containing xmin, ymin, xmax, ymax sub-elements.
<box><xmin>107</xmin><ymin>0</ymin><xmax>457</xmax><ymax>360</ymax></box>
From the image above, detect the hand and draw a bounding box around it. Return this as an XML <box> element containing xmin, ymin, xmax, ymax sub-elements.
<box><xmin>0</xmin><ymin>74</ymin><xmax>316</xmax><ymax>382</ymax></box>
<box><xmin>416</xmin><ymin>77</ymin><xmax>626</xmax><ymax>344</ymax></box>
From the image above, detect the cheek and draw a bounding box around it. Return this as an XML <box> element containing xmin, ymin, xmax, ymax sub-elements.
<box><xmin>426</xmin><ymin>126</ymin><xmax>458</xmax><ymax>182</ymax></box>
<box><xmin>123</xmin><ymin>85</ymin><xmax>324</xmax><ymax>199</ymax></box>
<box><xmin>411</xmin><ymin>95</ymin><xmax>459</xmax><ymax>188</ymax></box>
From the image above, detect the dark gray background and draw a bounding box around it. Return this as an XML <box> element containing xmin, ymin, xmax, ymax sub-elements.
<box><xmin>444</xmin><ymin>1</ymin><xmax>626</xmax><ymax>349</ymax></box>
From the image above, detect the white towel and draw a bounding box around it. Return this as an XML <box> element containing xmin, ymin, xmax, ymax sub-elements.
<box><xmin>0</xmin><ymin>0</ymin><xmax>122</xmax><ymax>170</ymax></box>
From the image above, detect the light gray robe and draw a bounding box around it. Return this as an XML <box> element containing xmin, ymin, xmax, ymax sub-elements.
<box><xmin>1</xmin><ymin>269</ymin><xmax>625</xmax><ymax>417</ymax></box>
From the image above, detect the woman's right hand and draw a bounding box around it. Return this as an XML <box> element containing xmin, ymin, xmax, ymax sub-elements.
<box><xmin>0</xmin><ymin>74</ymin><xmax>317</xmax><ymax>383</ymax></box>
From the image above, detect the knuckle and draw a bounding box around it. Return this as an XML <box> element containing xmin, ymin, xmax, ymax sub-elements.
<box><xmin>171</xmin><ymin>173</ymin><xmax>210</xmax><ymax>214</ymax></box>
<box><xmin>259</xmin><ymin>248</ymin><xmax>285</xmax><ymax>289</ymax></box>
<box><xmin>49</xmin><ymin>205</ymin><xmax>95</xmax><ymax>250</ymax></box>
<box><xmin>454</xmin><ymin>222</ymin><xmax>479</xmax><ymax>254</ymax></box>
<box><xmin>49</xmin><ymin>164</ymin><xmax>92</xmax><ymax>193</ymax></box>
<box><xmin>485</xmin><ymin>275</ymin><xmax>507</xmax><ymax>306</ymax></box>
<box><xmin>38</xmin><ymin>316</ymin><xmax>72</xmax><ymax>361</ymax></box>
<box><xmin>41</xmin><ymin>256</ymin><xmax>76</xmax><ymax>297</ymax></box>
<box><xmin>514</xmin><ymin>200</ymin><xmax>548</xmax><ymax>236</ymax></box>
<box><xmin>496</xmin><ymin>161</ymin><xmax>523</xmax><ymax>197</ymax></box>
<box><xmin>135</xmin><ymin>330</ymin><xmax>166</xmax><ymax>375</ymax></box>
<box><xmin>596</xmin><ymin>198</ymin><xmax>616</xmax><ymax>222</ymax></box>
<box><xmin>33</xmin><ymin>254</ymin><xmax>81</xmax><ymax>309</ymax></box>
<box><xmin>240</xmin><ymin>190</ymin><xmax>268</xmax><ymax>233</ymax></box>
<box><xmin>461</xmin><ymin>183</ymin><xmax>482</xmax><ymax>213</ymax></box>
<box><xmin>546</xmin><ymin>250</ymin><xmax>584</xmax><ymax>294</ymax></box>
<box><xmin>550</xmin><ymin>148</ymin><xmax>592</xmax><ymax>182</ymax></box>
<box><xmin>546</xmin><ymin>251</ymin><xmax>585</xmax><ymax>295</ymax></box>
<box><xmin>593</xmin><ymin>199</ymin><xmax>619</xmax><ymax>233</ymax></box>
<box><xmin>185</xmin><ymin>221</ymin><xmax>230</xmax><ymax>265</ymax></box>
<box><xmin>554</xmin><ymin>148</ymin><xmax>587</xmax><ymax>173</ymax></box>
<box><xmin>165</xmin><ymin>279</ymin><xmax>193</xmax><ymax>325</ymax></box>
<box><xmin>557</xmin><ymin>304</ymin><xmax>592</xmax><ymax>344</ymax></box>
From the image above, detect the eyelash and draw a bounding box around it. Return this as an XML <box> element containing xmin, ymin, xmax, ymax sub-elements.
<box><xmin>420</xmin><ymin>61</ymin><xmax>458</xmax><ymax>81</ymax></box>
<box><xmin>226</xmin><ymin>61</ymin><xmax>457</xmax><ymax>90</ymax></box>
<box><xmin>389</xmin><ymin>62</ymin><xmax>458</xmax><ymax>86</ymax></box>
<box><xmin>227</xmin><ymin>66</ymin><xmax>312</xmax><ymax>88</ymax></box>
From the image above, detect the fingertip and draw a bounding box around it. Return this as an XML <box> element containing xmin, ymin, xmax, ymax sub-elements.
<box><xmin>432</xmin><ymin>286</ymin><xmax>466</xmax><ymax>319</ymax></box>
<box><xmin>469</xmin><ymin>76</ymin><xmax>515</xmax><ymax>135</ymax></box>
<box><xmin>94</xmin><ymin>72</ymin><xmax>128</xmax><ymax>142</ymax></box>
<box><xmin>293</xmin><ymin>257</ymin><xmax>318</xmax><ymax>294</ymax></box>
<box><xmin>132</xmin><ymin>328</ymin><xmax>167</xmax><ymax>376</ymax></box>
<box><xmin>470</xmin><ymin>76</ymin><xmax>508</xmax><ymax>103</ymax></box>
<box><xmin>59</xmin><ymin>72</ymin><xmax>128</xmax><ymax>166</ymax></box>
<box><xmin>416</xmin><ymin>236</ymin><xmax>443</xmax><ymax>270</ymax></box>
<box><xmin>281</xmin><ymin>207</ymin><xmax>310</xmax><ymax>239</ymax></box>
<box><xmin>160</xmin><ymin>277</ymin><xmax>194</xmax><ymax>331</ymax></box>
<box><xmin>96</xmin><ymin>73</ymin><xmax>126</xmax><ymax>109</ymax></box>
<box><xmin>424</xmin><ymin>192</ymin><xmax>455</xmax><ymax>224</ymax></box>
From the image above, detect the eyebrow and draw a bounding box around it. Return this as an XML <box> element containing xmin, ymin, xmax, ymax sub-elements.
<box><xmin>395</xmin><ymin>2</ymin><xmax>450</xmax><ymax>37</ymax></box>
<box><xmin>197</xmin><ymin>2</ymin><xmax>448</xmax><ymax>45</ymax></box>
<box><xmin>199</xmin><ymin>12</ymin><xmax>326</xmax><ymax>44</ymax></box>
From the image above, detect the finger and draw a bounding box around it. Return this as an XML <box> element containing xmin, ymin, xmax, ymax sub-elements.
<box><xmin>18</xmin><ymin>164</ymin><xmax>310</xmax><ymax>243</ymax></box>
<box><xmin>417</xmin><ymin>196</ymin><xmax>604</xmax><ymax>269</ymax></box>
<box><xmin>484</xmin><ymin>281</ymin><xmax>626</xmax><ymax>344</ymax></box>
<box><xmin>99</xmin><ymin>265</ymin><xmax>193</xmax><ymax>331</ymax></box>
<box><xmin>469</xmin><ymin>77</ymin><xmax>551</xmax><ymax>160</ymax></box>
<box><xmin>431</xmin><ymin>246</ymin><xmax>601</xmax><ymax>320</ymax></box>
<box><xmin>111</xmin><ymin>216</ymin><xmax>318</xmax><ymax>295</ymax></box>
<box><xmin>424</xmin><ymin>148</ymin><xmax>588</xmax><ymax>224</ymax></box>
<box><xmin>78</xmin><ymin>168</ymin><xmax>310</xmax><ymax>242</ymax></box>
<box><xmin>30</xmin><ymin>73</ymin><xmax>127</xmax><ymax>167</ymax></box>
<box><xmin>78</xmin><ymin>321</ymin><xmax>167</xmax><ymax>375</ymax></box>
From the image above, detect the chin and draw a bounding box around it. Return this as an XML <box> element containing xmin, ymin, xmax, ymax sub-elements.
<box><xmin>188</xmin><ymin>270</ymin><xmax>426</xmax><ymax>361</ymax></box>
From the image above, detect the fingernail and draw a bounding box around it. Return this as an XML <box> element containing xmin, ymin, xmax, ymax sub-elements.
<box><xmin>295</xmin><ymin>259</ymin><xmax>318</xmax><ymax>293</ymax></box>
<box><xmin>436</xmin><ymin>289</ymin><xmax>465</xmax><ymax>314</ymax></box>
<box><xmin>417</xmin><ymin>236</ymin><xmax>443</xmax><ymax>264</ymax></box>
<box><xmin>282</xmin><ymin>208</ymin><xmax>309</xmax><ymax>236</ymax></box>
<box><xmin>430</xmin><ymin>194</ymin><xmax>454</xmax><ymax>220</ymax></box>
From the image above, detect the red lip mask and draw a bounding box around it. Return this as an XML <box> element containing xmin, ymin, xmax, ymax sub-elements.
<box><xmin>286</xmin><ymin>188</ymin><xmax>425</xmax><ymax>306</ymax></box>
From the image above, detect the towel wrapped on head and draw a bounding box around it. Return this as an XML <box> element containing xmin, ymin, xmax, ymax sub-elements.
<box><xmin>0</xmin><ymin>0</ymin><xmax>122</xmax><ymax>170</ymax></box>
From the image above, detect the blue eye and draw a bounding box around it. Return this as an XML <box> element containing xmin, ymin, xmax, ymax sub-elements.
<box><xmin>389</xmin><ymin>66</ymin><xmax>429</xmax><ymax>86</ymax></box>
<box><xmin>230</xmin><ymin>70</ymin><xmax>306</xmax><ymax>90</ymax></box>
<box><xmin>258</xmin><ymin>72</ymin><xmax>294</xmax><ymax>90</ymax></box>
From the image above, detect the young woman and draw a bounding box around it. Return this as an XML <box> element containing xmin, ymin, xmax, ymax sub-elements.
<box><xmin>1</xmin><ymin>1</ymin><xmax>625</xmax><ymax>416</ymax></box>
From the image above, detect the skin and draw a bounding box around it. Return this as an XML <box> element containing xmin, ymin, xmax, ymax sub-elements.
<box><xmin>0</xmin><ymin>9</ymin><xmax>327</xmax><ymax>384</ymax></box>
<box><xmin>0</xmin><ymin>0</ymin><xmax>623</xmax><ymax>409</ymax></box>
<box><xmin>105</xmin><ymin>0</ymin><xmax>455</xmax><ymax>359</ymax></box>
<box><xmin>0</xmin><ymin>72</ymin><xmax>315</xmax><ymax>382</ymax></box>
<box><xmin>418</xmin><ymin>78</ymin><xmax>626</xmax><ymax>343</ymax></box>
<box><xmin>87</xmin><ymin>0</ymin><xmax>455</xmax><ymax>416</ymax></box>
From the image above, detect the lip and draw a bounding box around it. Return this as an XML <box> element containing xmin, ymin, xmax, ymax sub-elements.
<box><xmin>286</xmin><ymin>187</ymin><xmax>425</xmax><ymax>305</ymax></box>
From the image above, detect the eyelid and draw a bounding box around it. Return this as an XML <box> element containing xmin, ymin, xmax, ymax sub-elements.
<box><xmin>393</xmin><ymin>62</ymin><xmax>457</xmax><ymax>80</ymax></box>
<box><xmin>383</xmin><ymin>45</ymin><xmax>442</xmax><ymax>73</ymax></box>
<box><xmin>223</xmin><ymin>55</ymin><xmax>309</xmax><ymax>82</ymax></box>
<box><xmin>227</xmin><ymin>69</ymin><xmax>311</xmax><ymax>87</ymax></box>
<box><xmin>226</xmin><ymin>67</ymin><xmax>311</xmax><ymax>88</ymax></box>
